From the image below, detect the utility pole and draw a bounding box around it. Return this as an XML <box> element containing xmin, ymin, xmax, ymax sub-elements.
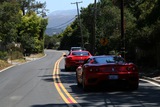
<box><xmin>91</xmin><ymin>0</ymin><xmax>97</xmax><ymax>55</ymax></box>
<box><xmin>120</xmin><ymin>0</ymin><xmax>125</xmax><ymax>59</ymax></box>
<box><xmin>71</xmin><ymin>1</ymin><xmax>84</xmax><ymax>48</ymax></box>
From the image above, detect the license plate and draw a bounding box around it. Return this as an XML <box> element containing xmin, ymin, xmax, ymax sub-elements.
<box><xmin>108</xmin><ymin>75</ymin><xmax>118</xmax><ymax>80</ymax></box>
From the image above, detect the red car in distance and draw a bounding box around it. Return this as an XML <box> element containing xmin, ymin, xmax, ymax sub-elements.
<box><xmin>76</xmin><ymin>55</ymin><xmax>139</xmax><ymax>91</ymax></box>
<box><xmin>64</xmin><ymin>50</ymin><xmax>92</xmax><ymax>71</ymax></box>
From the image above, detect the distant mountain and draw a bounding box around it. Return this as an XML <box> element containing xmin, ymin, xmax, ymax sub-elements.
<box><xmin>45</xmin><ymin>9</ymin><xmax>77</xmax><ymax>36</ymax></box>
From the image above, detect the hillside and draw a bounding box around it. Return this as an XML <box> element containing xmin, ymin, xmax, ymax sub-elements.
<box><xmin>45</xmin><ymin>9</ymin><xmax>77</xmax><ymax>36</ymax></box>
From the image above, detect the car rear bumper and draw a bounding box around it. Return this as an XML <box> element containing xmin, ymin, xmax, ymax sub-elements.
<box><xmin>85</xmin><ymin>73</ymin><xmax>139</xmax><ymax>87</ymax></box>
<box><xmin>66</xmin><ymin>62</ymin><xmax>83</xmax><ymax>68</ymax></box>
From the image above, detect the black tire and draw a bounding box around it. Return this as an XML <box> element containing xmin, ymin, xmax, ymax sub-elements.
<box><xmin>76</xmin><ymin>71</ymin><xmax>82</xmax><ymax>87</ymax></box>
<box><xmin>76</xmin><ymin>72</ymin><xmax>81</xmax><ymax>87</ymax></box>
<box><xmin>76</xmin><ymin>72</ymin><xmax>80</xmax><ymax>86</ymax></box>
<box><xmin>65</xmin><ymin>66</ymin><xmax>70</xmax><ymax>71</ymax></box>
<box><xmin>82</xmin><ymin>74</ymin><xmax>89</xmax><ymax>91</ymax></box>
<box><xmin>129</xmin><ymin>83</ymin><xmax>139</xmax><ymax>90</ymax></box>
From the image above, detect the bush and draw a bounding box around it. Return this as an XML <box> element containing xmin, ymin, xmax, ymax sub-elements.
<box><xmin>0</xmin><ymin>51</ymin><xmax>8</xmax><ymax>60</ymax></box>
<box><xmin>10</xmin><ymin>51</ymin><xmax>24</xmax><ymax>60</ymax></box>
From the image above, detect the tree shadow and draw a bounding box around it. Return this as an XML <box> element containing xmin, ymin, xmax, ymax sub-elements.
<box><xmin>31</xmin><ymin>103</ymin><xmax>69</xmax><ymax>107</ymax></box>
<box><xmin>38</xmin><ymin>74</ymin><xmax>54</xmax><ymax>82</ymax></box>
<box><xmin>60</xmin><ymin>68</ymin><xmax>76</xmax><ymax>72</ymax></box>
<box><xmin>69</xmin><ymin>80</ymin><xmax>160</xmax><ymax>107</ymax></box>
<box><xmin>37</xmin><ymin>66</ymin><xmax>160</xmax><ymax>107</ymax></box>
<box><xmin>59</xmin><ymin>69</ymin><xmax>77</xmax><ymax>84</ymax></box>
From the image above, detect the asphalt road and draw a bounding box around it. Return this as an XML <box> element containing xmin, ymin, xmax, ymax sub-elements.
<box><xmin>0</xmin><ymin>50</ymin><xmax>160</xmax><ymax>107</ymax></box>
<box><xmin>0</xmin><ymin>50</ymin><xmax>67</xmax><ymax>107</ymax></box>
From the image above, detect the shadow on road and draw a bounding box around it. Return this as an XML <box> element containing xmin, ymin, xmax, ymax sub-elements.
<box><xmin>31</xmin><ymin>103</ymin><xmax>69</xmax><ymax>107</ymax></box>
<box><xmin>38</xmin><ymin>75</ymin><xmax>54</xmax><ymax>82</ymax></box>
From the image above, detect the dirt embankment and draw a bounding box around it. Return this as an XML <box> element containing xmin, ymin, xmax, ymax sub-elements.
<box><xmin>0</xmin><ymin>60</ymin><xmax>12</xmax><ymax>70</ymax></box>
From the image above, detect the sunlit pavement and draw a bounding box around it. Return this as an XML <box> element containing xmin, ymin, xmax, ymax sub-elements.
<box><xmin>141</xmin><ymin>76</ymin><xmax>160</xmax><ymax>84</ymax></box>
<box><xmin>139</xmin><ymin>71</ymin><xmax>160</xmax><ymax>84</ymax></box>
<box><xmin>7</xmin><ymin>57</ymin><xmax>39</xmax><ymax>65</ymax></box>
<box><xmin>0</xmin><ymin>55</ymin><xmax>45</xmax><ymax>72</ymax></box>
<box><xmin>2</xmin><ymin>55</ymin><xmax>160</xmax><ymax>86</ymax></box>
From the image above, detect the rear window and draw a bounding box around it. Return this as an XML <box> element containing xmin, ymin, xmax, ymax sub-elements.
<box><xmin>93</xmin><ymin>56</ymin><xmax>125</xmax><ymax>64</ymax></box>
<box><xmin>71</xmin><ymin>47</ymin><xmax>82</xmax><ymax>51</ymax></box>
<box><xmin>72</xmin><ymin>52</ymin><xmax>89</xmax><ymax>56</ymax></box>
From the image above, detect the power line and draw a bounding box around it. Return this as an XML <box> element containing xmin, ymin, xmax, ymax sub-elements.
<box><xmin>91</xmin><ymin>0</ymin><xmax>97</xmax><ymax>55</ymax></box>
<box><xmin>120</xmin><ymin>0</ymin><xmax>125</xmax><ymax>59</ymax></box>
<box><xmin>71</xmin><ymin>1</ymin><xmax>84</xmax><ymax>48</ymax></box>
<box><xmin>49</xmin><ymin>16</ymin><xmax>76</xmax><ymax>29</ymax></box>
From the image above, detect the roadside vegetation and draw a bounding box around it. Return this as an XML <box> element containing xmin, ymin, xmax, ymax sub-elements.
<box><xmin>0</xmin><ymin>60</ymin><xmax>11</xmax><ymax>71</ymax></box>
<box><xmin>57</xmin><ymin>0</ymin><xmax>160</xmax><ymax>71</ymax></box>
<box><xmin>0</xmin><ymin>52</ymin><xmax>45</xmax><ymax>71</ymax></box>
<box><xmin>0</xmin><ymin>0</ymin><xmax>47</xmax><ymax>68</ymax></box>
<box><xmin>0</xmin><ymin>0</ymin><xmax>160</xmax><ymax>75</ymax></box>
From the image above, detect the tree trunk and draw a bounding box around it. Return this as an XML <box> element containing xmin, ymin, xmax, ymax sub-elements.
<box><xmin>157</xmin><ymin>43</ymin><xmax>160</xmax><ymax>68</ymax></box>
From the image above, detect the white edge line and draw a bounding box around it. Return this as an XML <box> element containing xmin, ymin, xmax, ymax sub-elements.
<box><xmin>140</xmin><ymin>78</ymin><xmax>160</xmax><ymax>87</ymax></box>
<box><xmin>0</xmin><ymin>65</ymin><xmax>15</xmax><ymax>73</ymax></box>
<box><xmin>0</xmin><ymin>54</ymin><xmax>47</xmax><ymax>73</ymax></box>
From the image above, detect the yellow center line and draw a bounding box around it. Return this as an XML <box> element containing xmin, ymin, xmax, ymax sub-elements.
<box><xmin>53</xmin><ymin>52</ymin><xmax>81</xmax><ymax>107</ymax></box>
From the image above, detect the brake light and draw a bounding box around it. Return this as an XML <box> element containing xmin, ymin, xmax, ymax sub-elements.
<box><xmin>126</xmin><ymin>66</ymin><xmax>137</xmax><ymax>72</ymax></box>
<box><xmin>89</xmin><ymin>67</ymin><xmax>99</xmax><ymax>72</ymax></box>
<box><xmin>67</xmin><ymin>57</ymin><xmax>72</xmax><ymax>60</ymax></box>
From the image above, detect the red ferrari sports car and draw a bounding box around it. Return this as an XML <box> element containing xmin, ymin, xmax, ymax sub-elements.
<box><xmin>64</xmin><ymin>50</ymin><xmax>92</xmax><ymax>71</ymax></box>
<box><xmin>76</xmin><ymin>55</ymin><xmax>139</xmax><ymax>91</ymax></box>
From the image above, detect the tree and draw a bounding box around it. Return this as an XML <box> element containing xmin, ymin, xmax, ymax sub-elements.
<box><xmin>18</xmin><ymin>12</ymin><xmax>47</xmax><ymax>53</ymax></box>
<box><xmin>16</xmin><ymin>0</ymin><xmax>47</xmax><ymax>17</ymax></box>
<box><xmin>44</xmin><ymin>35</ymin><xmax>58</xmax><ymax>49</ymax></box>
<box><xmin>59</xmin><ymin>25</ymin><xmax>74</xmax><ymax>50</ymax></box>
<box><xmin>0</xmin><ymin>1</ymin><xmax>21</xmax><ymax>49</ymax></box>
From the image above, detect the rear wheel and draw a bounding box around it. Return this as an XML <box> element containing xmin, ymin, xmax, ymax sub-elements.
<box><xmin>129</xmin><ymin>83</ymin><xmax>139</xmax><ymax>90</ymax></box>
<box><xmin>82</xmin><ymin>74</ymin><xmax>89</xmax><ymax>91</ymax></box>
<box><xmin>76</xmin><ymin>71</ymin><xmax>81</xmax><ymax>87</ymax></box>
<box><xmin>65</xmin><ymin>66</ymin><xmax>70</xmax><ymax>71</ymax></box>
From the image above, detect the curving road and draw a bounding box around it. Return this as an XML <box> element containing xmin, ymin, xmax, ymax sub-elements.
<box><xmin>0</xmin><ymin>50</ymin><xmax>160</xmax><ymax>107</ymax></box>
<box><xmin>0</xmin><ymin>50</ymin><xmax>67</xmax><ymax>107</ymax></box>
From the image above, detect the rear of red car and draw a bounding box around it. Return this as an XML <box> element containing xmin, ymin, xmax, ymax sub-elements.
<box><xmin>65</xmin><ymin>51</ymin><xmax>92</xmax><ymax>70</ymax></box>
<box><xmin>83</xmin><ymin>63</ymin><xmax>139</xmax><ymax>90</ymax></box>
<box><xmin>65</xmin><ymin>56</ymin><xmax>89</xmax><ymax>67</ymax></box>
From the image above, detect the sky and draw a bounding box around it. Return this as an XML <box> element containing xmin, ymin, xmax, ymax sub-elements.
<box><xmin>37</xmin><ymin>0</ymin><xmax>94</xmax><ymax>14</ymax></box>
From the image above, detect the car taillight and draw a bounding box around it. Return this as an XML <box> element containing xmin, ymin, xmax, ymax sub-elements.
<box><xmin>89</xmin><ymin>67</ymin><xmax>99</xmax><ymax>72</ymax></box>
<box><xmin>67</xmin><ymin>57</ymin><xmax>72</xmax><ymax>61</ymax></box>
<box><xmin>126</xmin><ymin>66</ymin><xmax>137</xmax><ymax>72</ymax></box>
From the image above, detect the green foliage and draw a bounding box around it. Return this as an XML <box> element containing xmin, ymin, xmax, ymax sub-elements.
<box><xmin>58</xmin><ymin>18</ymin><xmax>91</xmax><ymax>50</ymax></box>
<box><xmin>0</xmin><ymin>0</ymin><xmax>48</xmax><ymax>63</ymax></box>
<box><xmin>0</xmin><ymin>51</ymin><xmax>8</xmax><ymax>60</ymax></box>
<box><xmin>0</xmin><ymin>2</ymin><xmax>21</xmax><ymax>46</ymax></box>
<box><xmin>63</xmin><ymin>25</ymin><xmax>74</xmax><ymax>36</ymax></box>
<box><xmin>16</xmin><ymin>0</ymin><xmax>47</xmax><ymax>17</ymax></box>
<box><xmin>122</xmin><ymin>0</ymin><xmax>160</xmax><ymax>67</ymax></box>
<box><xmin>44</xmin><ymin>34</ymin><xmax>60</xmax><ymax>49</ymax></box>
<box><xmin>10</xmin><ymin>51</ymin><xmax>24</xmax><ymax>60</ymax></box>
<box><xmin>59</xmin><ymin>25</ymin><xmax>78</xmax><ymax>50</ymax></box>
<box><xmin>1</xmin><ymin>0</ymin><xmax>158</xmax><ymax>68</ymax></box>
<box><xmin>18</xmin><ymin>12</ymin><xmax>47</xmax><ymax>54</ymax></box>
<box><xmin>58</xmin><ymin>0</ymin><xmax>160</xmax><ymax>68</ymax></box>
<box><xmin>138</xmin><ymin>0</ymin><xmax>158</xmax><ymax>21</ymax></box>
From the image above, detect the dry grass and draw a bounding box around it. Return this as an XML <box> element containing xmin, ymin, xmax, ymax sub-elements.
<box><xmin>0</xmin><ymin>53</ymin><xmax>45</xmax><ymax>71</ymax></box>
<box><xmin>0</xmin><ymin>60</ymin><xmax>12</xmax><ymax>70</ymax></box>
<box><xmin>29</xmin><ymin>53</ymin><xmax>45</xmax><ymax>58</ymax></box>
